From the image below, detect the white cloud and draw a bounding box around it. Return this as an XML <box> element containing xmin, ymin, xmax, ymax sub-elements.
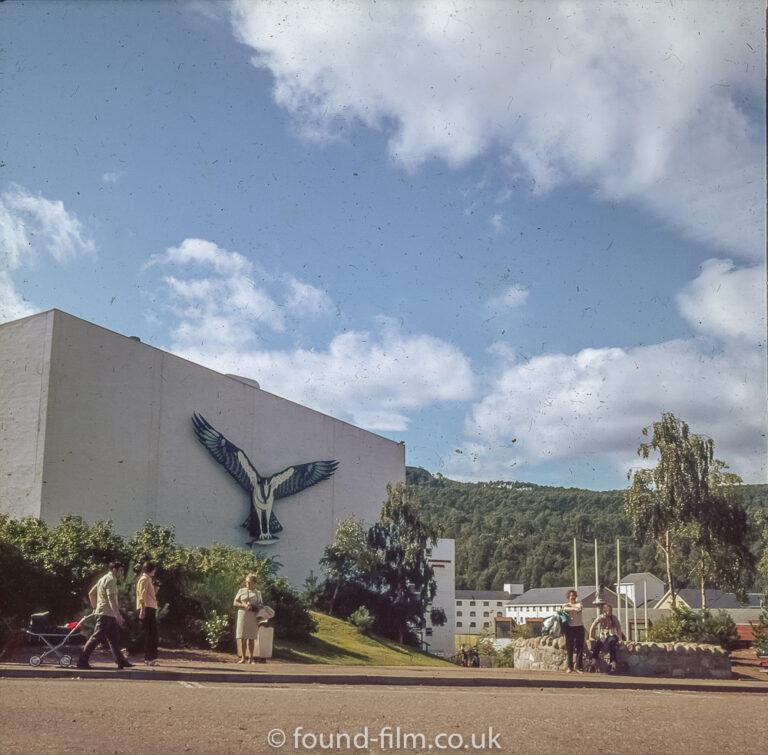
<box><xmin>148</xmin><ymin>240</ymin><xmax>475</xmax><ymax>432</ymax></box>
<box><xmin>0</xmin><ymin>272</ymin><xmax>36</xmax><ymax>322</ymax></box>
<box><xmin>102</xmin><ymin>171</ymin><xmax>121</xmax><ymax>184</ymax></box>
<box><xmin>447</xmin><ymin>259</ymin><xmax>767</xmax><ymax>486</ymax></box>
<box><xmin>175</xmin><ymin>315</ymin><xmax>476</xmax><ymax>432</ymax></box>
<box><xmin>449</xmin><ymin>336</ymin><xmax>765</xmax><ymax>485</ymax></box>
<box><xmin>0</xmin><ymin>185</ymin><xmax>96</xmax><ymax>323</ymax></box>
<box><xmin>230</xmin><ymin>0</ymin><xmax>765</xmax><ymax>261</ymax></box>
<box><xmin>677</xmin><ymin>258</ymin><xmax>765</xmax><ymax>345</ymax></box>
<box><xmin>0</xmin><ymin>184</ymin><xmax>95</xmax><ymax>264</ymax></box>
<box><xmin>488</xmin><ymin>284</ymin><xmax>528</xmax><ymax>311</ymax></box>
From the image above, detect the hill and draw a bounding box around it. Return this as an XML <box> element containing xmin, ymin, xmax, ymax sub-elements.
<box><xmin>405</xmin><ymin>467</ymin><xmax>768</xmax><ymax>592</ymax></box>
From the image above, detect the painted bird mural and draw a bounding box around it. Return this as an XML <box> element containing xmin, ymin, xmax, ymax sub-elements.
<box><xmin>192</xmin><ymin>412</ymin><xmax>339</xmax><ymax>546</ymax></box>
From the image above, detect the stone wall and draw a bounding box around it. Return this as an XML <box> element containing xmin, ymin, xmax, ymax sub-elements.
<box><xmin>511</xmin><ymin>635</ymin><xmax>731</xmax><ymax>679</ymax></box>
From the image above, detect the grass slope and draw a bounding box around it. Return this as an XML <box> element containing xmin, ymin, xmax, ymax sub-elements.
<box><xmin>275</xmin><ymin>612</ymin><xmax>452</xmax><ymax>666</ymax></box>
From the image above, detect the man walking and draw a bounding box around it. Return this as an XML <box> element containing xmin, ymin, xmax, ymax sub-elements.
<box><xmin>76</xmin><ymin>561</ymin><xmax>133</xmax><ymax>670</ymax></box>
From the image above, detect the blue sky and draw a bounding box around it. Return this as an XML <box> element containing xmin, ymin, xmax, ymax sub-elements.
<box><xmin>2</xmin><ymin>0</ymin><xmax>765</xmax><ymax>490</ymax></box>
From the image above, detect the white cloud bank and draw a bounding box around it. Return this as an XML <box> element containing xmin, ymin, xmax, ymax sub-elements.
<box><xmin>231</xmin><ymin>0</ymin><xmax>765</xmax><ymax>261</ymax></box>
<box><xmin>0</xmin><ymin>184</ymin><xmax>95</xmax><ymax>322</ymax></box>
<box><xmin>148</xmin><ymin>239</ymin><xmax>475</xmax><ymax>431</ymax></box>
<box><xmin>449</xmin><ymin>259</ymin><xmax>766</xmax><ymax>485</ymax></box>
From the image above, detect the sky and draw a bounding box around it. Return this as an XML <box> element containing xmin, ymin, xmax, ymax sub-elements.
<box><xmin>1</xmin><ymin>0</ymin><xmax>766</xmax><ymax>491</ymax></box>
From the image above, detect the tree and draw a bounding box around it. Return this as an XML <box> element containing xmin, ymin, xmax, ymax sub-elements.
<box><xmin>625</xmin><ymin>413</ymin><xmax>755</xmax><ymax>606</ymax></box>
<box><xmin>320</xmin><ymin>517</ymin><xmax>379</xmax><ymax>616</ymax></box>
<box><xmin>367</xmin><ymin>483</ymin><xmax>444</xmax><ymax>645</ymax></box>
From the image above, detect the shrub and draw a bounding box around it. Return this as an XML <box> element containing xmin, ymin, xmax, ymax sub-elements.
<box><xmin>0</xmin><ymin>515</ymin><xmax>317</xmax><ymax>648</ymax></box>
<box><xmin>495</xmin><ymin>644</ymin><xmax>515</xmax><ymax>668</ymax></box>
<box><xmin>648</xmin><ymin>605</ymin><xmax>739</xmax><ymax>651</ymax></box>
<box><xmin>749</xmin><ymin>600</ymin><xmax>768</xmax><ymax>655</ymax></box>
<box><xmin>203</xmin><ymin>610</ymin><xmax>230</xmax><ymax>650</ymax></box>
<box><xmin>348</xmin><ymin>606</ymin><xmax>374</xmax><ymax>634</ymax></box>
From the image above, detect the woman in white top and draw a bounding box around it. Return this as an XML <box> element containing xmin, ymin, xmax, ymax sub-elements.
<box><xmin>233</xmin><ymin>574</ymin><xmax>263</xmax><ymax>664</ymax></box>
<box><xmin>561</xmin><ymin>589</ymin><xmax>585</xmax><ymax>673</ymax></box>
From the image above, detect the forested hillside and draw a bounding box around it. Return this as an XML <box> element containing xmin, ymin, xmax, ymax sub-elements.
<box><xmin>406</xmin><ymin>467</ymin><xmax>768</xmax><ymax>592</ymax></box>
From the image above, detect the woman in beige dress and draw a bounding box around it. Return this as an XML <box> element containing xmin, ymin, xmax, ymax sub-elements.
<box><xmin>233</xmin><ymin>574</ymin><xmax>263</xmax><ymax>663</ymax></box>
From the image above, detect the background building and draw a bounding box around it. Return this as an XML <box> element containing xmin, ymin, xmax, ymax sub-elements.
<box><xmin>420</xmin><ymin>538</ymin><xmax>456</xmax><ymax>657</ymax></box>
<box><xmin>0</xmin><ymin>310</ymin><xmax>405</xmax><ymax>587</ymax></box>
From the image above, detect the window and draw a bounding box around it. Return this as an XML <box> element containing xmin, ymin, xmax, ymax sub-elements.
<box><xmin>483</xmin><ymin>601</ymin><xmax>489</xmax><ymax>606</ymax></box>
<box><xmin>456</xmin><ymin>600</ymin><xmax>463</xmax><ymax>606</ymax></box>
<box><xmin>426</xmin><ymin>628</ymin><xmax>433</xmax><ymax>636</ymax></box>
<box><xmin>457</xmin><ymin>621</ymin><xmax>463</xmax><ymax>627</ymax></box>
<box><xmin>469</xmin><ymin>601</ymin><xmax>476</xmax><ymax>606</ymax></box>
<box><xmin>483</xmin><ymin>612</ymin><xmax>489</xmax><ymax>617</ymax></box>
<box><xmin>470</xmin><ymin>622</ymin><xmax>476</xmax><ymax>628</ymax></box>
<box><xmin>469</xmin><ymin>611</ymin><xmax>476</xmax><ymax>617</ymax></box>
<box><xmin>456</xmin><ymin>611</ymin><xmax>462</xmax><ymax>617</ymax></box>
<box><xmin>497</xmin><ymin>602</ymin><xmax>503</xmax><ymax>607</ymax></box>
<box><xmin>483</xmin><ymin>622</ymin><xmax>489</xmax><ymax>628</ymax></box>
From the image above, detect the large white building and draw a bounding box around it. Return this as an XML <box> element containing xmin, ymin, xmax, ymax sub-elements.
<box><xmin>0</xmin><ymin>310</ymin><xmax>405</xmax><ymax>587</ymax></box>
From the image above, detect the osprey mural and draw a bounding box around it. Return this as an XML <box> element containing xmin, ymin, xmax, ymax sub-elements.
<box><xmin>192</xmin><ymin>412</ymin><xmax>339</xmax><ymax>547</ymax></box>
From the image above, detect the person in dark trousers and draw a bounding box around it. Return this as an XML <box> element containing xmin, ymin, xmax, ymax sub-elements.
<box><xmin>588</xmin><ymin>602</ymin><xmax>623</xmax><ymax>672</ymax></box>
<box><xmin>135</xmin><ymin>561</ymin><xmax>159</xmax><ymax>666</ymax></box>
<box><xmin>76</xmin><ymin>561</ymin><xmax>133</xmax><ymax>670</ymax></box>
<box><xmin>561</xmin><ymin>589</ymin><xmax>585</xmax><ymax>673</ymax></box>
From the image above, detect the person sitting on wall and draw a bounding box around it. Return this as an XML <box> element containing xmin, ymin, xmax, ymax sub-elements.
<box><xmin>588</xmin><ymin>603</ymin><xmax>623</xmax><ymax>673</ymax></box>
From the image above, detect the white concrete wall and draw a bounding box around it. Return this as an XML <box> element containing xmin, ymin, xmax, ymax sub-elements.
<box><xmin>0</xmin><ymin>311</ymin><xmax>54</xmax><ymax>519</ymax></box>
<box><xmin>2</xmin><ymin>310</ymin><xmax>405</xmax><ymax>587</ymax></box>
<box><xmin>425</xmin><ymin>538</ymin><xmax>455</xmax><ymax>657</ymax></box>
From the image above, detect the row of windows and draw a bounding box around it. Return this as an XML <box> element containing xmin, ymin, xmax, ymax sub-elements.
<box><xmin>456</xmin><ymin>600</ymin><xmax>504</xmax><ymax>607</ymax></box>
<box><xmin>456</xmin><ymin>611</ymin><xmax>504</xmax><ymax>618</ymax></box>
<box><xmin>456</xmin><ymin>621</ymin><xmax>491</xmax><ymax>628</ymax></box>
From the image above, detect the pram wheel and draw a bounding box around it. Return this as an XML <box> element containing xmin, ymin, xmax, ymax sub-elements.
<box><xmin>59</xmin><ymin>655</ymin><xmax>72</xmax><ymax>668</ymax></box>
<box><xmin>29</xmin><ymin>655</ymin><xmax>42</xmax><ymax>667</ymax></box>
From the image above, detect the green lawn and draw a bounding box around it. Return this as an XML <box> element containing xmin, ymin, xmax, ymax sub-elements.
<box><xmin>274</xmin><ymin>612</ymin><xmax>452</xmax><ymax>666</ymax></box>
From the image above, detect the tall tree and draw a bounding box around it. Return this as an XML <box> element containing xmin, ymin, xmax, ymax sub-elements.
<box><xmin>624</xmin><ymin>413</ymin><xmax>754</xmax><ymax>606</ymax></box>
<box><xmin>367</xmin><ymin>483</ymin><xmax>443</xmax><ymax>645</ymax></box>
<box><xmin>320</xmin><ymin>517</ymin><xmax>379</xmax><ymax>616</ymax></box>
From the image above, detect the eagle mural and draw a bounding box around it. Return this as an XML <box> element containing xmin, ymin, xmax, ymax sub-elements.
<box><xmin>192</xmin><ymin>412</ymin><xmax>339</xmax><ymax>547</ymax></box>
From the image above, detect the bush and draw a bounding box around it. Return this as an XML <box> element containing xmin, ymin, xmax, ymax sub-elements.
<box><xmin>749</xmin><ymin>600</ymin><xmax>768</xmax><ymax>654</ymax></box>
<box><xmin>203</xmin><ymin>610</ymin><xmax>231</xmax><ymax>650</ymax></box>
<box><xmin>0</xmin><ymin>515</ymin><xmax>317</xmax><ymax>648</ymax></box>
<box><xmin>648</xmin><ymin>606</ymin><xmax>739</xmax><ymax>651</ymax></box>
<box><xmin>348</xmin><ymin>605</ymin><xmax>374</xmax><ymax>634</ymax></box>
<box><xmin>495</xmin><ymin>645</ymin><xmax>515</xmax><ymax>668</ymax></box>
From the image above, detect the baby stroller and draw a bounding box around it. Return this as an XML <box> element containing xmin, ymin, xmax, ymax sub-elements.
<box><xmin>26</xmin><ymin>611</ymin><xmax>94</xmax><ymax>668</ymax></box>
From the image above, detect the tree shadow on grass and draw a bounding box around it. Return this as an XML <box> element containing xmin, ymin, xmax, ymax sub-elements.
<box><xmin>276</xmin><ymin>635</ymin><xmax>371</xmax><ymax>664</ymax></box>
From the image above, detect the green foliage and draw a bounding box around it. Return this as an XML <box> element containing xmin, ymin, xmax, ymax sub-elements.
<box><xmin>648</xmin><ymin>606</ymin><xmax>739</xmax><ymax>650</ymax></box>
<box><xmin>495</xmin><ymin>644</ymin><xmax>515</xmax><ymax>668</ymax></box>
<box><xmin>625</xmin><ymin>414</ymin><xmax>755</xmax><ymax>601</ymax></box>
<box><xmin>367</xmin><ymin>483</ymin><xmax>439</xmax><ymax>645</ymax></box>
<box><xmin>0</xmin><ymin>514</ymin><xmax>128</xmax><ymax>619</ymax></box>
<box><xmin>320</xmin><ymin>517</ymin><xmax>380</xmax><ymax>615</ymax></box>
<box><xmin>749</xmin><ymin>600</ymin><xmax>768</xmax><ymax>654</ymax></box>
<box><xmin>404</xmin><ymin>469</ymin><xmax>650</xmax><ymax>591</ymax></box>
<box><xmin>203</xmin><ymin>610</ymin><xmax>230</xmax><ymax>650</ymax></box>
<box><xmin>0</xmin><ymin>515</ymin><xmax>314</xmax><ymax>646</ymax></box>
<box><xmin>348</xmin><ymin>605</ymin><xmax>374</xmax><ymax>634</ymax></box>
<box><xmin>300</xmin><ymin>571</ymin><xmax>325</xmax><ymax>611</ymax></box>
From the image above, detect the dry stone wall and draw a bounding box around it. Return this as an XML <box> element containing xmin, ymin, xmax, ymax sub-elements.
<box><xmin>511</xmin><ymin>636</ymin><xmax>731</xmax><ymax>679</ymax></box>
